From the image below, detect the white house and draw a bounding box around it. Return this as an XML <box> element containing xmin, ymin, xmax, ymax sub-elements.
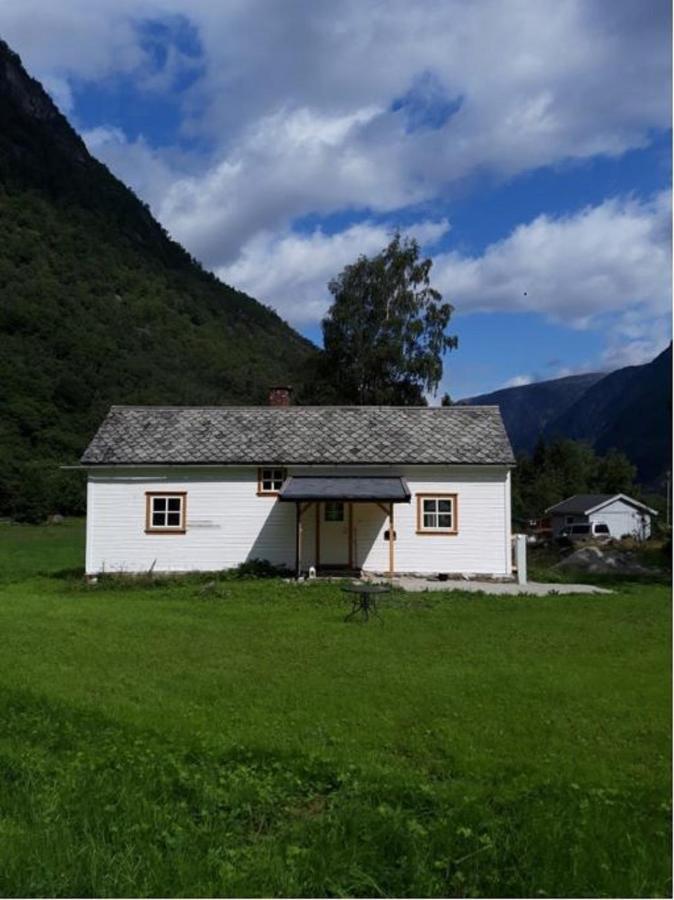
<box><xmin>546</xmin><ymin>493</ymin><xmax>657</xmax><ymax>540</ymax></box>
<box><xmin>80</xmin><ymin>389</ymin><xmax>515</xmax><ymax>578</ymax></box>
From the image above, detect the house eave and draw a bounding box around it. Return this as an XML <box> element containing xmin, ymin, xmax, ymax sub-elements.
<box><xmin>76</xmin><ymin>460</ymin><xmax>516</xmax><ymax>469</ymax></box>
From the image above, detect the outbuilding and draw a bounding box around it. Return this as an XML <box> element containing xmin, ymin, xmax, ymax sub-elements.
<box><xmin>546</xmin><ymin>493</ymin><xmax>657</xmax><ymax>540</ymax></box>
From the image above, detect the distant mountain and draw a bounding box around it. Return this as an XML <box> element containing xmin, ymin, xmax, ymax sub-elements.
<box><xmin>0</xmin><ymin>39</ymin><xmax>317</xmax><ymax>518</ymax></box>
<box><xmin>459</xmin><ymin>372</ymin><xmax>605</xmax><ymax>454</ymax></box>
<box><xmin>544</xmin><ymin>343</ymin><xmax>672</xmax><ymax>485</ymax></box>
<box><xmin>462</xmin><ymin>346</ymin><xmax>672</xmax><ymax>485</ymax></box>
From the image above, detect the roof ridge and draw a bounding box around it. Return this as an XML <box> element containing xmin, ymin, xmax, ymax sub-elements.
<box><xmin>108</xmin><ymin>404</ymin><xmax>502</xmax><ymax>411</ymax></box>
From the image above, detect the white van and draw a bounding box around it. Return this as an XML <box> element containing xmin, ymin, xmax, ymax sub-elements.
<box><xmin>558</xmin><ymin>522</ymin><xmax>611</xmax><ymax>542</ymax></box>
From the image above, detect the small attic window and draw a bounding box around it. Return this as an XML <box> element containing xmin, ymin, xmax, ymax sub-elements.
<box><xmin>258</xmin><ymin>467</ymin><xmax>286</xmax><ymax>495</ymax></box>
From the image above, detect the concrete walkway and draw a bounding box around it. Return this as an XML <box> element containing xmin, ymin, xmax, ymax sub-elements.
<box><xmin>373</xmin><ymin>576</ymin><xmax>612</xmax><ymax>596</ymax></box>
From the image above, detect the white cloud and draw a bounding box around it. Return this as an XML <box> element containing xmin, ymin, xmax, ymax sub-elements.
<box><xmin>0</xmin><ymin>0</ymin><xmax>148</xmax><ymax>83</ymax></box>
<box><xmin>432</xmin><ymin>192</ymin><xmax>672</xmax><ymax>364</ymax></box>
<box><xmin>40</xmin><ymin>73</ymin><xmax>74</xmax><ymax>113</ymax></box>
<box><xmin>501</xmin><ymin>375</ymin><xmax>535</xmax><ymax>389</ymax></box>
<box><xmin>156</xmin><ymin>104</ymin><xmax>415</xmax><ymax>267</ymax></box>
<box><xmin>82</xmin><ymin>126</ymin><xmax>177</xmax><ymax>203</ymax></box>
<box><xmin>0</xmin><ymin>0</ymin><xmax>670</xmax><ymax>371</ymax></box>
<box><xmin>0</xmin><ymin>0</ymin><xmax>670</xmax><ymax>271</ymax></box>
<box><xmin>217</xmin><ymin>219</ymin><xmax>450</xmax><ymax>324</ymax></box>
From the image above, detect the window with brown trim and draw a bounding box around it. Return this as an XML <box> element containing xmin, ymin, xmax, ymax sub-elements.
<box><xmin>416</xmin><ymin>493</ymin><xmax>458</xmax><ymax>534</ymax></box>
<box><xmin>145</xmin><ymin>492</ymin><xmax>187</xmax><ymax>533</ymax></box>
<box><xmin>257</xmin><ymin>467</ymin><xmax>287</xmax><ymax>495</ymax></box>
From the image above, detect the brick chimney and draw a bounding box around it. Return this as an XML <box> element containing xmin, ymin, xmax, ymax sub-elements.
<box><xmin>268</xmin><ymin>386</ymin><xmax>292</xmax><ymax>407</ymax></box>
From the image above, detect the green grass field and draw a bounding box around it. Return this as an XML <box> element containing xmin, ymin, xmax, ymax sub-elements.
<box><xmin>0</xmin><ymin>520</ymin><xmax>670</xmax><ymax>897</ymax></box>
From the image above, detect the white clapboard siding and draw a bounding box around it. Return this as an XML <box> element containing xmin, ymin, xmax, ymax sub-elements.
<box><xmin>589</xmin><ymin>499</ymin><xmax>652</xmax><ymax>539</ymax></box>
<box><xmin>86</xmin><ymin>465</ymin><xmax>512</xmax><ymax>576</ymax></box>
<box><xmin>86</xmin><ymin>468</ymin><xmax>295</xmax><ymax>575</ymax></box>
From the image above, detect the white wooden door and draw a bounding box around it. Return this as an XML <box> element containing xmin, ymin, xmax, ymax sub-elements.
<box><xmin>320</xmin><ymin>501</ymin><xmax>349</xmax><ymax>566</ymax></box>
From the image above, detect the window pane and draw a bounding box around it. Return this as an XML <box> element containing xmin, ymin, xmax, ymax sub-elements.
<box><xmin>438</xmin><ymin>513</ymin><xmax>453</xmax><ymax>529</ymax></box>
<box><xmin>262</xmin><ymin>480</ymin><xmax>273</xmax><ymax>491</ymax></box>
<box><xmin>152</xmin><ymin>512</ymin><xmax>165</xmax><ymax>527</ymax></box>
<box><xmin>167</xmin><ymin>497</ymin><xmax>181</xmax><ymax>512</ymax></box>
<box><xmin>423</xmin><ymin>499</ymin><xmax>437</xmax><ymax>513</ymax></box>
<box><xmin>438</xmin><ymin>499</ymin><xmax>453</xmax><ymax>513</ymax></box>
<box><xmin>423</xmin><ymin>513</ymin><xmax>437</xmax><ymax>528</ymax></box>
<box><xmin>153</xmin><ymin>497</ymin><xmax>166</xmax><ymax>512</ymax></box>
<box><xmin>325</xmin><ymin>501</ymin><xmax>344</xmax><ymax>522</ymax></box>
<box><xmin>167</xmin><ymin>512</ymin><xmax>181</xmax><ymax>527</ymax></box>
<box><xmin>262</xmin><ymin>469</ymin><xmax>272</xmax><ymax>480</ymax></box>
<box><xmin>267</xmin><ymin>468</ymin><xmax>285</xmax><ymax>489</ymax></box>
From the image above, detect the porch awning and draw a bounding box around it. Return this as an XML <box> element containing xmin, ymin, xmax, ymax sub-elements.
<box><xmin>278</xmin><ymin>476</ymin><xmax>411</xmax><ymax>503</ymax></box>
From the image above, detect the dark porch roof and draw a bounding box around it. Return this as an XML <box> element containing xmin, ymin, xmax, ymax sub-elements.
<box><xmin>278</xmin><ymin>476</ymin><xmax>411</xmax><ymax>503</ymax></box>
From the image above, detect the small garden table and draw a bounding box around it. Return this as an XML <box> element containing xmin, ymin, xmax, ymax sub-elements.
<box><xmin>341</xmin><ymin>582</ymin><xmax>390</xmax><ymax>622</ymax></box>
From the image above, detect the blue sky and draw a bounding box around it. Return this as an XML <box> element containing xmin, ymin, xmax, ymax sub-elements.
<box><xmin>2</xmin><ymin>1</ymin><xmax>671</xmax><ymax>398</ymax></box>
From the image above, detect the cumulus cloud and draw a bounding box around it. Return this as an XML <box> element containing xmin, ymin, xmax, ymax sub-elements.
<box><xmin>157</xmin><ymin>105</ymin><xmax>414</xmax><ymax>267</ymax></box>
<box><xmin>501</xmin><ymin>375</ymin><xmax>535</xmax><ymax>389</ymax></box>
<box><xmin>1</xmin><ymin>0</ymin><xmax>670</xmax><ymax>370</ymax></box>
<box><xmin>432</xmin><ymin>191</ymin><xmax>672</xmax><ymax>364</ymax></box>
<box><xmin>82</xmin><ymin>126</ymin><xmax>178</xmax><ymax>203</ymax></box>
<box><xmin>1</xmin><ymin>0</ymin><xmax>670</xmax><ymax>270</ymax></box>
<box><xmin>217</xmin><ymin>190</ymin><xmax>671</xmax><ymax>372</ymax></box>
<box><xmin>0</xmin><ymin>0</ymin><xmax>148</xmax><ymax>83</ymax></box>
<box><xmin>40</xmin><ymin>73</ymin><xmax>75</xmax><ymax>113</ymax></box>
<box><xmin>217</xmin><ymin>219</ymin><xmax>450</xmax><ymax>324</ymax></box>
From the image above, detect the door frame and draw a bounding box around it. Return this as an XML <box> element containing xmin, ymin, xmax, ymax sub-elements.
<box><xmin>316</xmin><ymin>500</ymin><xmax>353</xmax><ymax>570</ymax></box>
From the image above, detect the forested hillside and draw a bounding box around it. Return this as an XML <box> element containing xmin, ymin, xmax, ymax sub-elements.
<box><xmin>0</xmin><ymin>39</ymin><xmax>316</xmax><ymax>519</ymax></box>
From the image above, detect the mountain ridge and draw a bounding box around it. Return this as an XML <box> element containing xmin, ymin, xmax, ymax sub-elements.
<box><xmin>0</xmin><ymin>37</ymin><xmax>316</xmax><ymax>518</ymax></box>
<box><xmin>459</xmin><ymin>371</ymin><xmax>605</xmax><ymax>454</ymax></box>
<box><xmin>461</xmin><ymin>346</ymin><xmax>671</xmax><ymax>484</ymax></box>
<box><xmin>544</xmin><ymin>343</ymin><xmax>671</xmax><ymax>483</ymax></box>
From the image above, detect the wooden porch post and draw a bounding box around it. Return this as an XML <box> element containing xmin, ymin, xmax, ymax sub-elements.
<box><xmin>389</xmin><ymin>502</ymin><xmax>395</xmax><ymax>579</ymax></box>
<box><xmin>348</xmin><ymin>502</ymin><xmax>354</xmax><ymax>570</ymax></box>
<box><xmin>295</xmin><ymin>502</ymin><xmax>301</xmax><ymax>577</ymax></box>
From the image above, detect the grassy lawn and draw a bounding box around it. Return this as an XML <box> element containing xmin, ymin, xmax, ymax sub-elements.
<box><xmin>0</xmin><ymin>521</ymin><xmax>670</xmax><ymax>897</ymax></box>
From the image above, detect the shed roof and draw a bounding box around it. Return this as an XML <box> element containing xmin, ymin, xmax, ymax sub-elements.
<box><xmin>546</xmin><ymin>493</ymin><xmax>658</xmax><ymax>516</ymax></box>
<box><xmin>80</xmin><ymin>405</ymin><xmax>514</xmax><ymax>467</ymax></box>
<box><xmin>278</xmin><ymin>476</ymin><xmax>411</xmax><ymax>503</ymax></box>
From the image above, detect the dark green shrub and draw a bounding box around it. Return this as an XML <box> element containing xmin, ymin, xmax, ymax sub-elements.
<box><xmin>233</xmin><ymin>558</ymin><xmax>293</xmax><ymax>579</ymax></box>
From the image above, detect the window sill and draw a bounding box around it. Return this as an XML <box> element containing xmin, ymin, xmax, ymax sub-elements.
<box><xmin>144</xmin><ymin>529</ymin><xmax>186</xmax><ymax>535</ymax></box>
<box><xmin>416</xmin><ymin>530</ymin><xmax>458</xmax><ymax>536</ymax></box>
<box><xmin>256</xmin><ymin>491</ymin><xmax>280</xmax><ymax>497</ymax></box>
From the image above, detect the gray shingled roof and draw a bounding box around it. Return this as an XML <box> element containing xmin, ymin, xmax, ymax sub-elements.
<box><xmin>546</xmin><ymin>494</ymin><xmax>615</xmax><ymax>514</ymax></box>
<box><xmin>81</xmin><ymin>405</ymin><xmax>515</xmax><ymax>466</ymax></box>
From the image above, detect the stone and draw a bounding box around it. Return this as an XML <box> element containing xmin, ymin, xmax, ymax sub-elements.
<box><xmin>557</xmin><ymin>544</ymin><xmax>660</xmax><ymax>576</ymax></box>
